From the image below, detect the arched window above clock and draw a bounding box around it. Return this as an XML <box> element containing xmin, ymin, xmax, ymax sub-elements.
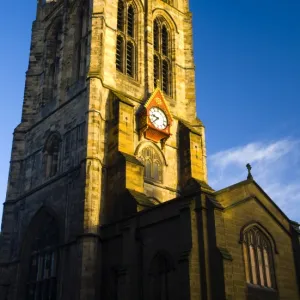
<box><xmin>137</xmin><ymin>144</ymin><xmax>165</xmax><ymax>184</ymax></box>
<box><xmin>116</xmin><ymin>0</ymin><xmax>137</xmax><ymax>78</ymax></box>
<box><xmin>153</xmin><ymin>16</ymin><xmax>172</xmax><ymax>96</ymax></box>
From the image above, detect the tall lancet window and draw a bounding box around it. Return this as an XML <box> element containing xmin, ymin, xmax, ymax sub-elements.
<box><xmin>242</xmin><ymin>225</ymin><xmax>276</xmax><ymax>288</ymax></box>
<box><xmin>45</xmin><ymin>21</ymin><xmax>62</xmax><ymax>101</ymax></box>
<box><xmin>43</xmin><ymin>133</ymin><xmax>61</xmax><ymax>178</ymax></box>
<box><xmin>116</xmin><ymin>0</ymin><xmax>137</xmax><ymax>78</ymax></box>
<box><xmin>74</xmin><ymin>4</ymin><xmax>89</xmax><ymax>81</ymax></box>
<box><xmin>153</xmin><ymin>18</ymin><xmax>172</xmax><ymax>96</ymax></box>
<box><xmin>26</xmin><ymin>212</ymin><xmax>59</xmax><ymax>300</ymax></box>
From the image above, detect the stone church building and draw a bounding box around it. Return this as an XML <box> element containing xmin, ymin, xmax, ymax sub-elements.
<box><xmin>0</xmin><ymin>0</ymin><xmax>300</xmax><ymax>299</ymax></box>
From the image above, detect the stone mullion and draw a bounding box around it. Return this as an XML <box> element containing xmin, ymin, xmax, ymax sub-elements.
<box><xmin>153</xmin><ymin>50</ymin><xmax>161</xmax><ymax>89</ymax></box>
<box><xmin>159</xmin><ymin>55</ymin><xmax>163</xmax><ymax>90</ymax></box>
<box><xmin>244</xmin><ymin>241</ymin><xmax>252</xmax><ymax>283</ymax></box>
<box><xmin>124</xmin><ymin>38</ymin><xmax>128</xmax><ymax>75</ymax></box>
<box><xmin>132</xmin><ymin>39</ymin><xmax>137</xmax><ymax>78</ymax></box>
<box><xmin>157</xmin><ymin>24</ymin><xmax>162</xmax><ymax>89</ymax></box>
<box><xmin>260</xmin><ymin>245</ymin><xmax>268</xmax><ymax>286</ymax></box>
<box><xmin>254</xmin><ymin>243</ymin><xmax>262</xmax><ymax>286</ymax></box>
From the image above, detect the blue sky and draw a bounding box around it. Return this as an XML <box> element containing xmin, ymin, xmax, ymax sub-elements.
<box><xmin>0</xmin><ymin>1</ymin><xmax>299</xmax><ymax>222</ymax></box>
<box><xmin>191</xmin><ymin>0</ymin><xmax>300</xmax><ymax>222</ymax></box>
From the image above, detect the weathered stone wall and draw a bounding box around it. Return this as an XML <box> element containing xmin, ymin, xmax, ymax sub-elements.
<box><xmin>93</xmin><ymin>0</ymin><xmax>208</xmax><ymax>211</ymax></box>
<box><xmin>100</xmin><ymin>195</ymin><xmax>193</xmax><ymax>300</ymax></box>
<box><xmin>0</xmin><ymin>1</ymin><xmax>90</xmax><ymax>299</ymax></box>
<box><xmin>214</xmin><ymin>181</ymin><xmax>300</xmax><ymax>300</ymax></box>
<box><xmin>0</xmin><ymin>0</ymin><xmax>209</xmax><ymax>297</ymax></box>
<box><xmin>6</xmin><ymin>1</ymin><xmax>300</xmax><ymax>300</ymax></box>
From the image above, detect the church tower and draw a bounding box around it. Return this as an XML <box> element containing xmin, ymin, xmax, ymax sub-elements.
<box><xmin>1</xmin><ymin>1</ymin><xmax>300</xmax><ymax>300</ymax></box>
<box><xmin>0</xmin><ymin>0</ymin><xmax>209</xmax><ymax>299</ymax></box>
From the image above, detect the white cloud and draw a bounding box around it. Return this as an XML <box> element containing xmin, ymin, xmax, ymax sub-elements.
<box><xmin>208</xmin><ymin>139</ymin><xmax>300</xmax><ymax>222</ymax></box>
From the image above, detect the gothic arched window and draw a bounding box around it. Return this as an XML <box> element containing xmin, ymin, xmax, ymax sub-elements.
<box><xmin>149</xmin><ymin>251</ymin><xmax>174</xmax><ymax>300</ymax></box>
<box><xmin>153</xmin><ymin>18</ymin><xmax>172</xmax><ymax>96</ymax></box>
<box><xmin>74</xmin><ymin>5</ymin><xmax>89</xmax><ymax>81</ymax></box>
<box><xmin>138</xmin><ymin>146</ymin><xmax>163</xmax><ymax>183</ymax></box>
<box><xmin>43</xmin><ymin>133</ymin><xmax>61</xmax><ymax>178</ymax></box>
<box><xmin>26</xmin><ymin>213</ymin><xmax>59</xmax><ymax>300</ymax></box>
<box><xmin>242</xmin><ymin>226</ymin><xmax>276</xmax><ymax>288</ymax></box>
<box><xmin>116</xmin><ymin>0</ymin><xmax>137</xmax><ymax>78</ymax></box>
<box><xmin>45</xmin><ymin>21</ymin><xmax>63</xmax><ymax>101</ymax></box>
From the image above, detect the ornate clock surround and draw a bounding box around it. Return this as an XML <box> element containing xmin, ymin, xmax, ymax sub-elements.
<box><xmin>139</xmin><ymin>88</ymin><xmax>173</xmax><ymax>144</ymax></box>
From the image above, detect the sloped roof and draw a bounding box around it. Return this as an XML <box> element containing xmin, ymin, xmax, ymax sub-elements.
<box><xmin>214</xmin><ymin>178</ymin><xmax>295</xmax><ymax>231</ymax></box>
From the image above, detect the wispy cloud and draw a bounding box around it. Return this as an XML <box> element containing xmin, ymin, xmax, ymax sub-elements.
<box><xmin>208</xmin><ymin>139</ymin><xmax>300</xmax><ymax>222</ymax></box>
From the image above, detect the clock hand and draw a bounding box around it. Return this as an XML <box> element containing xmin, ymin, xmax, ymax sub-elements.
<box><xmin>151</xmin><ymin>114</ymin><xmax>159</xmax><ymax>122</ymax></box>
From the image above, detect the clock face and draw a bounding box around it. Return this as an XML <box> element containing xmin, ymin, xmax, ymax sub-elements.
<box><xmin>149</xmin><ymin>107</ymin><xmax>168</xmax><ymax>130</ymax></box>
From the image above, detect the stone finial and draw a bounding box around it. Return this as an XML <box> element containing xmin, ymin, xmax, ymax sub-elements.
<box><xmin>246</xmin><ymin>163</ymin><xmax>253</xmax><ymax>180</ymax></box>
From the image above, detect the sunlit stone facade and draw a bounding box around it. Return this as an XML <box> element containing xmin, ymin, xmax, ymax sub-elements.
<box><xmin>0</xmin><ymin>0</ymin><xmax>299</xmax><ymax>299</ymax></box>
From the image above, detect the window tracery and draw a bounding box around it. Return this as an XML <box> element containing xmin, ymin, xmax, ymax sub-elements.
<box><xmin>138</xmin><ymin>146</ymin><xmax>163</xmax><ymax>183</ymax></box>
<box><xmin>26</xmin><ymin>213</ymin><xmax>59</xmax><ymax>300</ymax></box>
<box><xmin>242</xmin><ymin>226</ymin><xmax>276</xmax><ymax>288</ymax></box>
<box><xmin>116</xmin><ymin>0</ymin><xmax>137</xmax><ymax>78</ymax></box>
<box><xmin>153</xmin><ymin>18</ymin><xmax>172</xmax><ymax>96</ymax></box>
